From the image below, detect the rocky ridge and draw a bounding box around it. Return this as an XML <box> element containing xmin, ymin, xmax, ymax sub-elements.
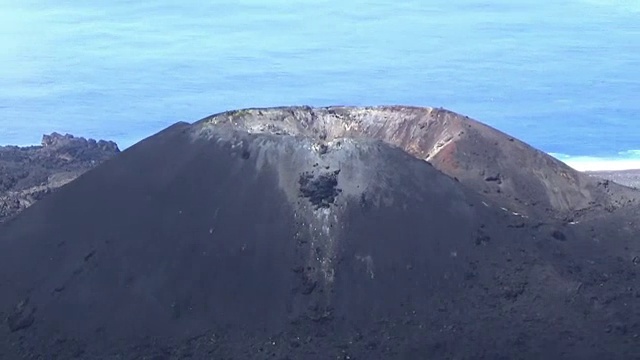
<box><xmin>0</xmin><ymin>133</ymin><xmax>119</xmax><ymax>223</ymax></box>
<box><xmin>198</xmin><ymin>106</ymin><xmax>639</xmax><ymax>218</ymax></box>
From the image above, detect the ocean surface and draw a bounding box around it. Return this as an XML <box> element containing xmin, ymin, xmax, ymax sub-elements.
<box><xmin>1</xmin><ymin>0</ymin><xmax>639</xmax><ymax>170</ymax></box>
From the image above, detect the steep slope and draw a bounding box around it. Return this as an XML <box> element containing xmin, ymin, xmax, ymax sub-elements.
<box><xmin>1</xmin><ymin>117</ymin><xmax>638</xmax><ymax>359</ymax></box>
<box><xmin>198</xmin><ymin>106</ymin><xmax>638</xmax><ymax>217</ymax></box>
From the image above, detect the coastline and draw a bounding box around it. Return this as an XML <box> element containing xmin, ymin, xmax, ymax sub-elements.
<box><xmin>0</xmin><ymin>133</ymin><xmax>119</xmax><ymax>223</ymax></box>
<box><xmin>584</xmin><ymin>169</ymin><xmax>640</xmax><ymax>189</ymax></box>
<box><xmin>554</xmin><ymin>157</ymin><xmax>640</xmax><ymax>189</ymax></box>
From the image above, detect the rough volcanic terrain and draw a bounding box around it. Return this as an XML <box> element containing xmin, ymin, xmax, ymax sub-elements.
<box><xmin>0</xmin><ymin>133</ymin><xmax>119</xmax><ymax>223</ymax></box>
<box><xmin>1</xmin><ymin>106</ymin><xmax>639</xmax><ymax>359</ymax></box>
<box><xmin>587</xmin><ymin>169</ymin><xmax>640</xmax><ymax>189</ymax></box>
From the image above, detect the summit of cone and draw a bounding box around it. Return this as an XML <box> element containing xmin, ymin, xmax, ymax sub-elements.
<box><xmin>1</xmin><ymin>106</ymin><xmax>639</xmax><ymax>359</ymax></box>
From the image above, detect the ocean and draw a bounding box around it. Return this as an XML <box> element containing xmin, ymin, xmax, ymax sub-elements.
<box><xmin>1</xmin><ymin>0</ymin><xmax>638</xmax><ymax>170</ymax></box>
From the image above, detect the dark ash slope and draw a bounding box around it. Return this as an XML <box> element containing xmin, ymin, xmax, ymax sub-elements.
<box><xmin>0</xmin><ymin>107</ymin><xmax>639</xmax><ymax>359</ymax></box>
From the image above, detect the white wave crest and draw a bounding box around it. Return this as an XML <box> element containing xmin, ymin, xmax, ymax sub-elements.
<box><xmin>550</xmin><ymin>151</ymin><xmax>640</xmax><ymax>171</ymax></box>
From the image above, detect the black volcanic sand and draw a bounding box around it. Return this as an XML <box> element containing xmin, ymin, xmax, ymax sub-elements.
<box><xmin>1</xmin><ymin>107</ymin><xmax>640</xmax><ymax>359</ymax></box>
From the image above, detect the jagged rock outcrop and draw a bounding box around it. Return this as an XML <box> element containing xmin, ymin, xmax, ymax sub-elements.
<box><xmin>0</xmin><ymin>133</ymin><xmax>119</xmax><ymax>223</ymax></box>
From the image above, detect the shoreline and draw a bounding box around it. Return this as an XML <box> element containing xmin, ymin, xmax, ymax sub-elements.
<box><xmin>556</xmin><ymin>159</ymin><xmax>640</xmax><ymax>189</ymax></box>
<box><xmin>552</xmin><ymin>155</ymin><xmax>640</xmax><ymax>172</ymax></box>
<box><xmin>0</xmin><ymin>133</ymin><xmax>119</xmax><ymax>223</ymax></box>
<box><xmin>584</xmin><ymin>169</ymin><xmax>640</xmax><ymax>189</ymax></box>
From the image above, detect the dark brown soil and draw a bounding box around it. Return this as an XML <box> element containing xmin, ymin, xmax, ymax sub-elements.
<box><xmin>1</xmin><ymin>107</ymin><xmax>639</xmax><ymax>359</ymax></box>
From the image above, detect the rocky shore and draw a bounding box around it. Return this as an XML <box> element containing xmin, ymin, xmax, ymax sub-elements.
<box><xmin>0</xmin><ymin>133</ymin><xmax>119</xmax><ymax>223</ymax></box>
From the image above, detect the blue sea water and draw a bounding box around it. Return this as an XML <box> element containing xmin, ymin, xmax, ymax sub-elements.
<box><xmin>0</xmin><ymin>0</ymin><xmax>639</xmax><ymax>170</ymax></box>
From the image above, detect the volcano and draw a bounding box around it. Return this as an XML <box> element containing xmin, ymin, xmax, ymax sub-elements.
<box><xmin>1</xmin><ymin>106</ymin><xmax>639</xmax><ymax>359</ymax></box>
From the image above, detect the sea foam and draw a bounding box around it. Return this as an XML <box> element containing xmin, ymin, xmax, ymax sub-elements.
<box><xmin>551</xmin><ymin>151</ymin><xmax>640</xmax><ymax>171</ymax></box>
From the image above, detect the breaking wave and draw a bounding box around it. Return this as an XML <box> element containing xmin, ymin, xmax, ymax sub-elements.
<box><xmin>550</xmin><ymin>150</ymin><xmax>640</xmax><ymax>171</ymax></box>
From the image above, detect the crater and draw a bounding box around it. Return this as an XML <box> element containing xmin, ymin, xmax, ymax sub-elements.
<box><xmin>197</xmin><ymin>106</ymin><xmax>461</xmax><ymax>163</ymax></box>
<box><xmin>195</xmin><ymin>105</ymin><xmax>640</xmax><ymax>216</ymax></box>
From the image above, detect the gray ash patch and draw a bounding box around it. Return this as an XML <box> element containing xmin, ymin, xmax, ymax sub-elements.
<box><xmin>298</xmin><ymin>170</ymin><xmax>342</xmax><ymax>208</ymax></box>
